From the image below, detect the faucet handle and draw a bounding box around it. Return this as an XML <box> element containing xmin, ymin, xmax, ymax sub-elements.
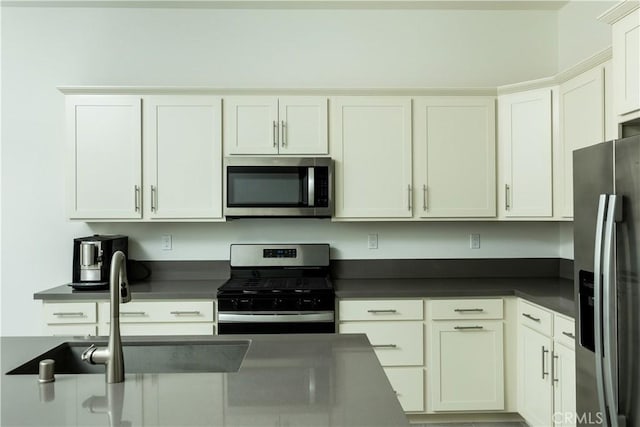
<box><xmin>82</xmin><ymin>344</ymin><xmax>97</xmax><ymax>363</ymax></box>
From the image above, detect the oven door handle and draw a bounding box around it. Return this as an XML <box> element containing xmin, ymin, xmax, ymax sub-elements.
<box><xmin>218</xmin><ymin>312</ymin><xmax>334</xmax><ymax>323</ymax></box>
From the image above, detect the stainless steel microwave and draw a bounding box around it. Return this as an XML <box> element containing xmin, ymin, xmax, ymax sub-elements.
<box><xmin>223</xmin><ymin>157</ymin><xmax>333</xmax><ymax>218</ymax></box>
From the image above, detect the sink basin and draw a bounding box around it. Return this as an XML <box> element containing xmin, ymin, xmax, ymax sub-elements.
<box><xmin>6</xmin><ymin>339</ymin><xmax>250</xmax><ymax>375</ymax></box>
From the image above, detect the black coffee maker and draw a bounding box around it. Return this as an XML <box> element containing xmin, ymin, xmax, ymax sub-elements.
<box><xmin>72</xmin><ymin>235</ymin><xmax>128</xmax><ymax>290</ymax></box>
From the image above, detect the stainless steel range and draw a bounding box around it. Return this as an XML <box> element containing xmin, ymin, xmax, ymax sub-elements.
<box><xmin>216</xmin><ymin>244</ymin><xmax>335</xmax><ymax>334</ymax></box>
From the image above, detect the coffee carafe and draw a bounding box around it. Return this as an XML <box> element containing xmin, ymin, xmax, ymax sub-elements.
<box><xmin>72</xmin><ymin>235</ymin><xmax>128</xmax><ymax>290</ymax></box>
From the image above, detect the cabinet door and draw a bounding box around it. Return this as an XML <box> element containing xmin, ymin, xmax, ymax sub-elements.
<box><xmin>278</xmin><ymin>96</ymin><xmax>328</xmax><ymax>155</ymax></box>
<box><xmin>331</xmin><ymin>97</ymin><xmax>412</xmax><ymax>218</ymax></box>
<box><xmin>224</xmin><ymin>96</ymin><xmax>278</xmax><ymax>155</ymax></box>
<box><xmin>518</xmin><ymin>325</ymin><xmax>553</xmax><ymax>426</ymax></box>
<box><xmin>144</xmin><ymin>96</ymin><xmax>222</xmax><ymax>219</ymax></box>
<box><xmin>430</xmin><ymin>320</ymin><xmax>504</xmax><ymax>411</ymax></box>
<box><xmin>384</xmin><ymin>367</ymin><xmax>425</xmax><ymax>412</ymax></box>
<box><xmin>66</xmin><ymin>95</ymin><xmax>142</xmax><ymax>219</ymax></box>
<box><xmin>553</xmin><ymin>343</ymin><xmax>576</xmax><ymax>427</ymax></box>
<box><xmin>559</xmin><ymin>67</ymin><xmax>605</xmax><ymax>218</ymax></box>
<box><xmin>414</xmin><ymin>97</ymin><xmax>496</xmax><ymax>218</ymax></box>
<box><xmin>498</xmin><ymin>89</ymin><xmax>553</xmax><ymax>217</ymax></box>
<box><xmin>612</xmin><ymin>9</ymin><xmax>640</xmax><ymax>118</ymax></box>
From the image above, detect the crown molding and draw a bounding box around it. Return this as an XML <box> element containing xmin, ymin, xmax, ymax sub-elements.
<box><xmin>598</xmin><ymin>0</ymin><xmax>640</xmax><ymax>25</ymax></box>
<box><xmin>57</xmin><ymin>86</ymin><xmax>498</xmax><ymax>96</ymax></box>
<box><xmin>497</xmin><ymin>47</ymin><xmax>612</xmax><ymax>95</ymax></box>
<box><xmin>1</xmin><ymin>0</ymin><xmax>569</xmax><ymax>9</ymax></box>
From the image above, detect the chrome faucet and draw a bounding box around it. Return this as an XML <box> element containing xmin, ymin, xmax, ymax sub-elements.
<box><xmin>82</xmin><ymin>251</ymin><xmax>131</xmax><ymax>383</ymax></box>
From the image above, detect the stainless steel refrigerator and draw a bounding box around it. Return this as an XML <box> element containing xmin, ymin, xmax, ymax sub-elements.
<box><xmin>574</xmin><ymin>135</ymin><xmax>640</xmax><ymax>427</ymax></box>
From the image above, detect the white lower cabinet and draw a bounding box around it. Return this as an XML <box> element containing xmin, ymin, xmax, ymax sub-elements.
<box><xmin>428</xmin><ymin>299</ymin><xmax>505</xmax><ymax>412</ymax></box>
<box><xmin>338</xmin><ymin>299</ymin><xmax>425</xmax><ymax>412</ymax></box>
<box><xmin>42</xmin><ymin>299</ymin><xmax>216</xmax><ymax>337</ymax></box>
<box><xmin>384</xmin><ymin>367</ymin><xmax>425</xmax><ymax>412</ymax></box>
<box><xmin>42</xmin><ymin>301</ymin><xmax>98</xmax><ymax>336</ymax></box>
<box><xmin>98</xmin><ymin>300</ymin><xmax>216</xmax><ymax>336</ymax></box>
<box><xmin>518</xmin><ymin>299</ymin><xmax>576</xmax><ymax>427</ymax></box>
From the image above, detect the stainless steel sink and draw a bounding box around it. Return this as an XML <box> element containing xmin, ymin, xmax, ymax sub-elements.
<box><xmin>6</xmin><ymin>339</ymin><xmax>250</xmax><ymax>375</ymax></box>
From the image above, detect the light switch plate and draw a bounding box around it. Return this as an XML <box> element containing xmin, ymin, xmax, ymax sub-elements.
<box><xmin>161</xmin><ymin>234</ymin><xmax>172</xmax><ymax>251</ymax></box>
<box><xmin>368</xmin><ymin>233</ymin><xmax>378</xmax><ymax>249</ymax></box>
<box><xmin>470</xmin><ymin>234</ymin><xmax>480</xmax><ymax>249</ymax></box>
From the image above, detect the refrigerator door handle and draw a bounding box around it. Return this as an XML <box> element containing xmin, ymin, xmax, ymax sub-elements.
<box><xmin>603</xmin><ymin>195</ymin><xmax>623</xmax><ymax>427</ymax></box>
<box><xmin>593</xmin><ymin>194</ymin><xmax>609</xmax><ymax>425</ymax></box>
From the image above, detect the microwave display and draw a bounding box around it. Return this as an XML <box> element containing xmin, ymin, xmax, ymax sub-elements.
<box><xmin>223</xmin><ymin>157</ymin><xmax>332</xmax><ymax>218</ymax></box>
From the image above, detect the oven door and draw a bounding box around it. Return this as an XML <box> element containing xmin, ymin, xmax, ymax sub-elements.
<box><xmin>223</xmin><ymin>157</ymin><xmax>332</xmax><ymax>217</ymax></box>
<box><xmin>217</xmin><ymin>311</ymin><xmax>335</xmax><ymax>334</ymax></box>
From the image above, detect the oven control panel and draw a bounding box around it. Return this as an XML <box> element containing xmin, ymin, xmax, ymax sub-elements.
<box><xmin>263</xmin><ymin>248</ymin><xmax>297</xmax><ymax>258</ymax></box>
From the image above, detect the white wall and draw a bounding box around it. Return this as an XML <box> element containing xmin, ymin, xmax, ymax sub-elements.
<box><xmin>1</xmin><ymin>4</ymin><xmax>567</xmax><ymax>336</ymax></box>
<box><xmin>557</xmin><ymin>0</ymin><xmax>613</xmax><ymax>71</ymax></box>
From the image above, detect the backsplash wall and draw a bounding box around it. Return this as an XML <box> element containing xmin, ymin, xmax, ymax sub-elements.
<box><xmin>88</xmin><ymin>221</ymin><xmax>567</xmax><ymax>261</ymax></box>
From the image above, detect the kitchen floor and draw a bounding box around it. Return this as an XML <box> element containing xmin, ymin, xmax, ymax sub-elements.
<box><xmin>413</xmin><ymin>423</ymin><xmax>527</xmax><ymax>427</ymax></box>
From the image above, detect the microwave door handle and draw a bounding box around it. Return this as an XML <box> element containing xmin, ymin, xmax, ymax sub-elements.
<box><xmin>308</xmin><ymin>167</ymin><xmax>315</xmax><ymax>207</ymax></box>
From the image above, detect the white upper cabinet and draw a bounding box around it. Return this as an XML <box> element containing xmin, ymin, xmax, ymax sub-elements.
<box><xmin>331</xmin><ymin>97</ymin><xmax>412</xmax><ymax>219</ymax></box>
<box><xmin>612</xmin><ymin>7</ymin><xmax>640</xmax><ymax>119</ymax></box>
<box><xmin>559</xmin><ymin>66</ymin><xmax>605</xmax><ymax>218</ymax></box>
<box><xmin>498</xmin><ymin>88</ymin><xmax>553</xmax><ymax>218</ymax></box>
<box><xmin>224</xmin><ymin>96</ymin><xmax>328</xmax><ymax>156</ymax></box>
<box><xmin>413</xmin><ymin>97</ymin><xmax>496</xmax><ymax>218</ymax></box>
<box><xmin>144</xmin><ymin>96</ymin><xmax>223</xmax><ymax>219</ymax></box>
<box><xmin>66</xmin><ymin>95</ymin><xmax>142</xmax><ymax>220</ymax></box>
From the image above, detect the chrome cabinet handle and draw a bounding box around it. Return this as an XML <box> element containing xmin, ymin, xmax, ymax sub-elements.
<box><xmin>170</xmin><ymin>311</ymin><xmax>201</xmax><ymax>316</ymax></box>
<box><xmin>408</xmin><ymin>185</ymin><xmax>412</xmax><ymax>211</ymax></box>
<box><xmin>454</xmin><ymin>326</ymin><xmax>484</xmax><ymax>330</ymax></box>
<box><xmin>423</xmin><ymin>184</ymin><xmax>428</xmax><ymax>211</ymax></box>
<box><xmin>367</xmin><ymin>309</ymin><xmax>397</xmax><ymax>314</ymax></box>
<box><xmin>454</xmin><ymin>308</ymin><xmax>484</xmax><ymax>313</ymax></box>
<box><xmin>272</xmin><ymin>121</ymin><xmax>278</xmax><ymax>147</ymax></box>
<box><xmin>53</xmin><ymin>312</ymin><xmax>85</xmax><ymax>317</ymax></box>
<box><xmin>562</xmin><ymin>331</ymin><xmax>575</xmax><ymax>340</ymax></box>
<box><xmin>150</xmin><ymin>185</ymin><xmax>157</xmax><ymax>212</ymax></box>
<box><xmin>281</xmin><ymin>120</ymin><xmax>286</xmax><ymax>147</ymax></box>
<box><xmin>372</xmin><ymin>344</ymin><xmax>398</xmax><ymax>349</ymax></box>
<box><xmin>542</xmin><ymin>346</ymin><xmax>549</xmax><ymax>379</ymax></box>
<box><xmin>552</xmin><ymin>351</ymin><xmax>559</xmax><ymax>383</ymax></box>
<box><xmin>505</xmin><ymin>184</ymin><xmax>511</xmax><ymax>210</ymax></box>
<box><xmin>522</xmin><ymin>313</ymin><xmax>540</xmax><ymax>322</ymax></box>
<box><xmin>121</xmin><ymin>311</ymin><xmax>146</xmax><ymax>317</ymax></box>
<box><xmin>134</xmin><ymin>185</ymin><xmax>140</xmax><ymax>212</ymax></box>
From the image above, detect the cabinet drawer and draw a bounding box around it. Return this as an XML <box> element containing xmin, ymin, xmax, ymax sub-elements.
<box><xmin>518</xmin><ymin>299</ymin><xmax>552</xmax><ymax>336</ymax></box>
<box><xmin>338</xmin><ymin>299</ymin><xmax>423</xmax><ymax>321</ymax></box>
<box><xmin>100</xmin><ymin>300</ymin><xmax>214</xmax><ymax>323</ymax></box>
<box><xmin>554</xmin><ymin>314</ymin><xmax>576</xmax><ymax>350</ymax></box>
<box><xmin>45</xmin><ymin>324</ymin><xmax>97</xmax><ymax>337</ymax></box>
<box><xmin>384</xmin><ymin>367</ymin><xmax>425</xmax><ymax>412</ymax></box>
<box><xmin>43</xmin><ymin>302</ymin><xmax>97</xmax><ymax>324</ymax></box>
<box><xmin>99</xmin><ymin>322</ymin><xmax>215</xmax><ymax>336</ymax></box>
<box><xmin>339</xmin><ymin>321</ymin><xmax>423</xmax><ymax>366</ymax></box>
<box><xmin>430</xmin><ymin>298</ymin><xmax>503</xmax><ymax>320</ymax></box>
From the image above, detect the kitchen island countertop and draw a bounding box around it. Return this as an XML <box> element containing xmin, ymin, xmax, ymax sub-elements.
<box><xmin>1</xmin><ymin>334</ymin><xmax>408</xmax><ymax>427</ymax></box>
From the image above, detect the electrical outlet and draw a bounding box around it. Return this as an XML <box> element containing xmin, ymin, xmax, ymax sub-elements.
<box><xmin>470</xmin><ymin>234</ymin><xmax>480</xmax><ymax>249</ymax></box>
<box><xmin>161</xmin><ymin>234</ymin><xmax>172</xmax><ymax>251</ymax></box>
<box><xmin>368</xmin><ymin>233</ymin><xmax>378</xmax><ymax>249</ymax></box>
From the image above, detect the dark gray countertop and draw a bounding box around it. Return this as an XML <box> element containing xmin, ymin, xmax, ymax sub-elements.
<box><xmin>33</xmin><ymin>279</ymin><xmax>227</xmax><ymax>301</ymax></box>
<box><xmin>1</xmin><ymin>334</ymin><xmax>409</xmax><ymax>427</ymax></box>
<box><xmin>34</xmin><ymin>276</ymin><xmax>575</xmax><ymax>317</ymax></box>
<box><xmin>334</xmin><ymin>277</ymin><xmax>575</xmax><ymax>318</ymax></box>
